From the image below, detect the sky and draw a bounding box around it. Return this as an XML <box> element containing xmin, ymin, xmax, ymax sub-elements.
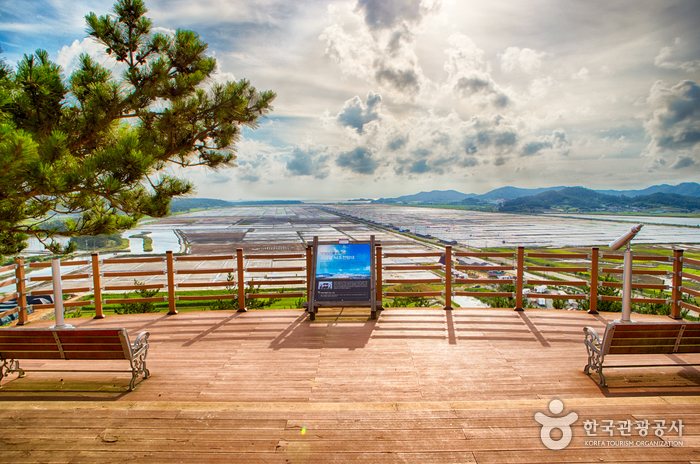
<box><xmin>1</xmin><ymin>0</ymin><xmax>699</xmax><ymax>201</ymax></box>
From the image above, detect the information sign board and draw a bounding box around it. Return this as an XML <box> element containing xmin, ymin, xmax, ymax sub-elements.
<box><xmin>314</xmin><ymin>243</ymin><xmax>372</xmax><ymax>303</ymax></box>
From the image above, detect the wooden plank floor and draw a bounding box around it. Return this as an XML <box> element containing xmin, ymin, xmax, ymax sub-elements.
<box><xmin>1</xmin><ymin>308</ymin><xmax>700</xmax><ymax>463</ymax></box>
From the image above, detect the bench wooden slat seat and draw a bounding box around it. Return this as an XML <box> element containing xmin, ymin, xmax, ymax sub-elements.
<box><xmin>584</xmin><ymin>321</ymin><xmax>700</xmax><ymax>387</ymax></box>
<box><xmin>0</xmin><ymin>327</ymin><xmax>150</xmax><ymax>391</ymax></box>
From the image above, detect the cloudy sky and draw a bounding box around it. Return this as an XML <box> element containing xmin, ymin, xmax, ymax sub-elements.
<box><xmin>2</xmin><ymin>0</ymin><xmax>699</xmax><ymax>200</ymax></box>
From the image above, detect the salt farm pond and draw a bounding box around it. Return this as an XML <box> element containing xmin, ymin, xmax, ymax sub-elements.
<box><xmin>18</xmin><ymin>205</ymin><xmax>700</xmax><ymax>257</ymax></box>
<box><xmin>323</xmin><ymin>205</ymin><xmax>700</xmax><ymax>248</ymax></box>
<box><xmin>21</xmin><ymin>225</ymin><xmax>182</xmax><ymax>255</ymax></box>
<box><xmin>545</xmin><ymin>213</ymin><xmax>700</xmax><ymax>228</ymax></box>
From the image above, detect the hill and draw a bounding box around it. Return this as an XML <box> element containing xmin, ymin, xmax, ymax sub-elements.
<box><xmin>498</xmin><ymin>187</ymin><xmax>700</xmax><ymax>213</ymax></box>
<box><xmin>170</xmin><ymin>198</ymin><xmax>237</xmax><ymax>212</ymax></box>
<box><xmin>377</xmin><ymin>190</ymin><xmax>475</xmax><ymax>203</ymax></box>
<box><xmin>372</xmin><ymin>182</ymin><xmax>700</xmax><ymax>205</ymax></box>
<box><xmin>596</xmin><ymin>182</ymin><xmax>700</xmax><ymax>198</ymax></box>
<box><xmin>478</xmin><ymin>186</ymin><xmax>567</xmax><ymax>201</ymax></box>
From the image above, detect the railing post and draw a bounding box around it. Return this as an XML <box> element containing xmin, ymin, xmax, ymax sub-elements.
<box><xmin>236</xmin><ymin>248</ymin><xmax>247</xmax><ymax>312</ymax></box>
<box><xmin>51</xmin><ymin>257</ymin><xmax>72</xmax><ymax>328</ymax></box>
<box><xmin>589</xmin><ymin>247</ymin><xmax>599</xmax><ymax>314</ymax></box>
<box><xmin>15</xmin><ymin>257</ymin><xmax>28</xmax><ymax>325</ymax></box>
<box><xmin>515</xmin><ymin>246</ymin><xmax>524</xmax><ymax>311</ymax></box>
<box><xmin>444</xmin><ymin>245</ymin><xmax>453</xmax><ymax>310</ymax></box>
<box><xmin>166</xmin><ymin>250</ymin><xmax>177</xmax><ymax>315</ymax></box>
<box><xmin>306</xmin><ymin>245</ymin><xmax>312</xmax><ymax>304</ymax></box>
<box><xmin>92</xmin><ymin>252</ymin><xmax>104</xmax><ymax>319</ymax></box>
<box><xmin>376</xmin><ymin>245</ymin><xmax>383</xmax><ymax>310</ymax></box>
<box><xmin>670</xmin><ymin>248</ymin><xmax>683</xmax><ymax>320</ymax></box>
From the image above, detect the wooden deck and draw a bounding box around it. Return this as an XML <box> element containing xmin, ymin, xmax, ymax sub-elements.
<box><xmin>1</xmin><ymin>308</ymin><xmax>699</xmax><ymax>463</ymax></box>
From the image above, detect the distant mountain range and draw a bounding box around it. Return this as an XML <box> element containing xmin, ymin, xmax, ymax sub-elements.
<box><xmin>376</xmin><ymin>182</ymin><xmax>700</xmax><ymax>204</ymax></box>
<box><xmin>170</xmin><ymin>182</ymin><xmax>700</xmax><ymax>213</ymax></box>
<box><xmin>499</xmin><ymin>187</ymin><xmax>700</xmax><ymax>212</ymax></box>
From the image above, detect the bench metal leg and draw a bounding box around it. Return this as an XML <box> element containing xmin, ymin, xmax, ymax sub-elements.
<box><xmin>129</xmin><ymin>353</ymin><xmax>150</xmax><ymax>391</ymax></box>
<box><xmin>584</xmin><ymin>352</ymin><xmax>607</xmax><ymax>387</ymax></box>
<box><xmin>1</xmin><ymin>359</ymin><xmax>25</xmax><ymax>383</ymax></box>
<box><xmin>584</xmin><ymin>328</ymin><xmax>607</xmax><ymax>387</ymax></box>
<box><xmin>128</xmin><ymin>332</ymin><xmax>151</xmax><ymax>391</ymax></box>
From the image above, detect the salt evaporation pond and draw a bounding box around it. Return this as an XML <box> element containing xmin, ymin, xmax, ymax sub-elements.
<box><xmin>123</xmin><ymin>227</ymin><xmax>182</xmax><ymax>254</ymax></box>
<box><xmin>545</xmin><ymin>214</ymin><xmax>700</xmax><ymax>227</ymax></box>
<box><xmin>12</xmin><ymin>205</ymin><xmax>700</xmax><ymax>258</ymax></box>
<box><xmin>324</xmin><ymin>205</ymin><xmax>700</xmax><ymax>248</ymax></box>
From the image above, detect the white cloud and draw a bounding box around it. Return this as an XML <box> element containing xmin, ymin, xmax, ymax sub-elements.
<box><xmin>55</xmin><ymin>37</ymin><xmax>121</xmax><ymax>76</ymax></box>
<box><xmin>334</xmin><ymin>92</ymin><xmax>383</xmax><ymax>134</ymax></box>
<box><xmin>654</xmin><ymin>38</ymin><xmax>700</xmax><ymax>73</ymax></box>
<box><xmin>644</xmin><ymin>79</ymin><xmax>700</xmax><ymax>169</ymax></box>
<box><xmin>572</xmin><ymin>67</ymin><xmax>590</xmax><ymax>80</ymax></box>
<box><xmin>499</xmin><ymin>47</ymin><xmax>546</xmax><ymax>74</ymax></box>
<box><xmin>528</xmin><ymin>76</ymin><xmax>556</xmax><ymax>98</ymax></box>
<box><xmin>355</xmin><ymin>0</ymin><xmax>440</xmax><ymax>30</ymax></box>
<box><xmin>443</xmin><ymin>33</ymin><xmax>511</xmax><ymax>108</ymax></box>
<box><xmin>286</xmin><ymin>146</ymin><xmax>332</xmax><ymax>179</ymax></box>
<box><xmin>319</xmin><ymin>0</ymin><xmax>437</xmax><ymax>101</ymax></box>
<box><xmin>150</xmin><ymin>0</ymin><xmax>294</xmax><ymax>27</ymax></box>
<box><xmin>443</xmin><ymin>33</ymin><xmax>486</xmax><ymax>76</ymax></box>
<box><xmin>207</xmin><ymin>51</ymin><xmax>237</xmax><ymax>85</ymax></box>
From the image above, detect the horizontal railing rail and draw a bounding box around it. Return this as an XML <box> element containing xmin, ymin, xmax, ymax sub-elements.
<box><xmin>600</xmin><ymin>268</ymin><xmax>668</xmax><ymax>276</ymax></box>
<box><xmin>600</xmin><ymin>295</ymin><xmax>669</xmax><ymax>304</ymax></box>
<box><xmin>532</xmin><ymin>294</ymin><xmax>587</xmax><ymax>300</ymax></box>
<box><xmin>0</xmin><ymin>264</ymin><xmax>16</xmax><ymax>273</ymax></box>
<box><xmin>526</xmin><ymin>266</ymin><xmax>588</xmax><ymax>273</ymax></box>
<box><xmin>175</xmin><ymin>254</ymin><xmax>234</xmax><ymax>261</ymax></box>
<box><xmin>104</xmin><ymin>283</ymin><xmax>165</xmax><ymax>291</ymax></box>
<box><xmin>454</xmin><ymin>291</ymin><xmax>514</xmax><ymax>298</ymax></box>
<box><xmin>601</xmin><ymin>282</ymin><xmax>668</xmax><ymax>290</ymax></box>
<box><xmin>176</xmin><ymin>268</ymin><xmax>236</xmax><ymax>275</ymax></box>
<box><xmin>385</xmin><ymin>278</ymin><xmax>443</xmax><ymax>284</ymax></box>
<box><xmin>455</xmin><ymin>278</ymin><xmax>513</xmax><ymax>284</ymax></box>
<box><xmin>455</xmin><ymin>252</ymin><xmax>514</xmax><ymax>258</ymax></box>
<box><xmin>601</xmin><ymin>253</ymin><xmax>671</xmax><ymax>262</ymax></box>
<box><xmin>526</xmin><ymin>253</ymin><xmax>589</xmax><ymax>259</ymax></box>
<box><xmin>526</xmin><ymin>279</ymin><xmax>587</xmax><ymax>286</ymax></box>
<box><xmin>102</xmin><ymin>257</ymin><xmax>164</xmax><ymax>264</ymax></box>
<box><xmin>454</xmin><ymin>265</ymin><xmax>514</xmax><ymax>271</ymax></box>
<box><xmin>0</xmin><ymin>293</ymin><xmax>18</xmax><ymax>304</ymax></box>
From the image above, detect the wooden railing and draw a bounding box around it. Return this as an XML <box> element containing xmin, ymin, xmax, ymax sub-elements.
<box><xmin>381</xmin><ymin>247</ymin><xmax>446</xmax><ymax>305</ymax></box>
<box><xmin>598</xmin><ymin>252</ymin><xmax>672</xmax><ymax>307</ymax></box>
<box><xmin>1</xmin><ymin>245</ymin><xmax>698</xmax><ymax>323</ymax></box>
<box><xmin>454</xmin><ymin>249</ymin><xmax>516</xmax><ymax>306</ymax></box>
<box><xmin>522</xmin><ymin>249</ymin><xmax>590</xmax><ymax>310</ymax></box>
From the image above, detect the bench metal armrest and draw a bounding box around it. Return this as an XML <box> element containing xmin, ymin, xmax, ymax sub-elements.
<box><xmin>131</xmin><ymin>331</ymin><xmax>150</xmax><ymax>358</ymax></box>
<box><xmin>583</xmin><ymin>326</ymin><xmax>601</xmax><ymax>354</ymax></box>
<box><xmin>128</xmin><ymin>331</ymin><xmax>151</xmax><ymax>391</ymax></box>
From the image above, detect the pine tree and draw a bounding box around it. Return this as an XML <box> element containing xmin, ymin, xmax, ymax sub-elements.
<box><xmin>0</xmin><ymin>0</ymin><xmax>275</xmax><ymax>256</ymax></box>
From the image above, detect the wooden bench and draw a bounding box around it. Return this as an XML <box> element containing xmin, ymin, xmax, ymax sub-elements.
<box><xmin>584</xmin><ymin>321</ymin><xmax>700</xmax><ymax>387</ymax></box>
<box><xmin>0</xmin><ymin>327</ymin><xmax>150</xmax><ymax>391</ymax></box>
